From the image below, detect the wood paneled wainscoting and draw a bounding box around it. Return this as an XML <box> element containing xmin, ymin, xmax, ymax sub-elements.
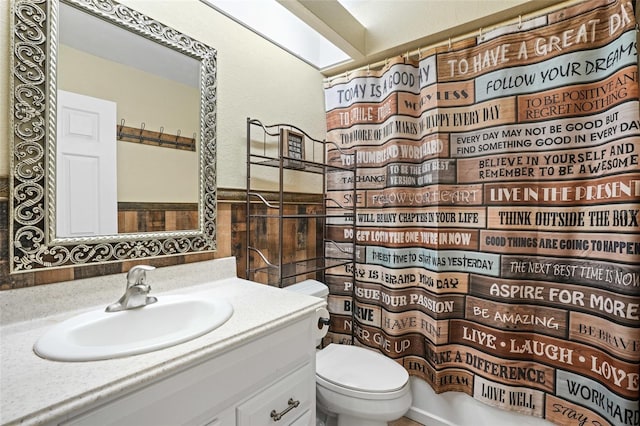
<box><xmin>0</xmin><ymin>188</ymin><xmax>323</xmax><ymax>290</ymax></box>
<box><xmin>117</xmin><ymin>202</ymin><xmax>199</xmax><ymax>233</ymax></box>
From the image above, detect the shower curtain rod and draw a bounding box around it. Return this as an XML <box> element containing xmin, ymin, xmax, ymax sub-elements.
<box><xmin>325</xmin><ymin>0</ymin><xmax>592</xmax><ymax>82</ymax></box>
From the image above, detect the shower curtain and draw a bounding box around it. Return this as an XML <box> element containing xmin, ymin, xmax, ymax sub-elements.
<box><xmin>323</xmin><ymin>1</ymin><xmax>639</xmax><ymax>425</ymax></box>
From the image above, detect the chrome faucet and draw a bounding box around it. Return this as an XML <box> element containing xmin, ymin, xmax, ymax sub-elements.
<box><xmin>105</xmin><ymin>265</ymin><xmax>158</xmax><ymax>312</ymax></box>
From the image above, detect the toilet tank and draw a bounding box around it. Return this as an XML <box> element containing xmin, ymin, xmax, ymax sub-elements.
<box><xmin>285</xmin><ymin>279</ymin><xmax>329</xmax><ymax>301</ymax></box>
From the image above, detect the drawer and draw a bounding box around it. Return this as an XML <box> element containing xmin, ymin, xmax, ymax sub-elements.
<box><xmin>236</xmin><ymin>363</ymin><xmax>314</xmax><ymax>426</ymax></box>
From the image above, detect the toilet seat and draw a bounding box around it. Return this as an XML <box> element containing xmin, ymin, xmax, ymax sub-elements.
<box><xmin>316</xmin><ymin>373</ymin><xmax>410</xmax><ymax>401</ymax></box>
<box><xmin>316</xmin><ymin>344</ymin><xmax>409</xmax><ymax>399</ymax></box>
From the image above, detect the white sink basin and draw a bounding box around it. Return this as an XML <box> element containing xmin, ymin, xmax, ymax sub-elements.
<box><xmin>33</xmin><ymin>295</ymin><xmax>233</xmax><ymax>361</ymax></box>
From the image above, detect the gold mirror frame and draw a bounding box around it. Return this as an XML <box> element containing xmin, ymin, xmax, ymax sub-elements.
<box><xmin>9</xmin><ymin>0</ymin><xmax>217</xmax><ymax>273</ymax></box>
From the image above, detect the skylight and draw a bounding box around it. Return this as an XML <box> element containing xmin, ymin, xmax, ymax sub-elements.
<box><xmin>201</xmin><ymin>0</ymin><xmax>351</xmax><ymax>69</ymax></box>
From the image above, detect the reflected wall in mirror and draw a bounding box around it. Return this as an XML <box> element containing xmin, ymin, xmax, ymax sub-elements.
<box><xmin>9</xmin><ymin>0</ymin><xmax>217</xmax><ymax>273</ymax></box>
<box><xmin>58</xmin><ymin>2</ymin><xmax>201</xmax><ymax>237</ymax></box>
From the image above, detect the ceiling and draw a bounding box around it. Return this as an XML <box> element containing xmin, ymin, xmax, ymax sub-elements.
<box><xmin>275</xmin><ymin>0</ymin><xmax>573</xmax><ymax>76</ymax></box>
<box><xmin>64</xmin><ymin>0</ymin><xmax>639</xmax><ymax>80</ymax></box>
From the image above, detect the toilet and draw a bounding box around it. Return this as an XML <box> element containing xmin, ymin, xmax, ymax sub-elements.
<box><xmin>286</xmin><ymin>280</ymin><xmax>412</xmax><ymax>426</ymax></box>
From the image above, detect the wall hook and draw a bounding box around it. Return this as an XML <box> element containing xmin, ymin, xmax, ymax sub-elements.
<box><xmin>158</xmin><ymin>126</ymin><xmax>164</xmax><ymax>145</ymax></box>
<box><xmin>118</xmin><ymin>118</ymin><xmax>125</xmax><ymax>139</ymax></box>
<box><xmin>116</xmin><ymin>118</ymin><xmax>195</xmax><ymax>151</ymax></box>
<box><xmin>139</xmin><ymin>122</ymin><xmax>146</xmax><ymax>142</ymax></box>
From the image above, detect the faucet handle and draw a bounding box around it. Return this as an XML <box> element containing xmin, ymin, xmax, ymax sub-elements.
<box><xmin>126</xmin><ymin>265</ymin><xmax>156</xmax><ymax>287</ymax></box>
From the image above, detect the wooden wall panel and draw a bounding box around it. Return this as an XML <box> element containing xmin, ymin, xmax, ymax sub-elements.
<box><xmin>0</xmin><ymin>190</ymin><xmax>322</xmax><ymax>290</ymax></box>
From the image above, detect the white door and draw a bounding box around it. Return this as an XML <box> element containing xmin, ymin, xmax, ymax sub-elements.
<box><xmin>56</xmin><ymin>90</ymin><xmax>118</xmax><ymax>237</ymax></box>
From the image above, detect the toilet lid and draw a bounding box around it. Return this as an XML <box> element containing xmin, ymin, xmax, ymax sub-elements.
<box><xmin>316</xmin><ymin>344</ymin><xmax>409</xmax><ymax>393</ymax></box>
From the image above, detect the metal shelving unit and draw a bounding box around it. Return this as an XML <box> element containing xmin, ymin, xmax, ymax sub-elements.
<box><xmin>245</xmin><ymin>118</ymin><xmax>356</xmax><ymax>287</ymax></box>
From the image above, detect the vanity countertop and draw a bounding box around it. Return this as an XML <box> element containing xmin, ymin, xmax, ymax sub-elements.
<box><xmin>0</xmin><ymin>258</ymin><xmax>325</xmax><ymax>426</ymax></box>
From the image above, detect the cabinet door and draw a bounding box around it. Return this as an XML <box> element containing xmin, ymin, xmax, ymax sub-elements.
<box><xmin>289</xmin><ymin>410</ymin><xmax>312</xmax><ymax>426</ymax></box>
<box><xmin>236</xmin><ymin>364</ymin><xmax>314</xmax><ymax>426</ymax></box>
<box><xmin>61</xmin><ymin>404</ymin><xmax>235</xmax><ymax>426</ymax></box>
<box><xmin>199</xmin><ymin>407</ymin><xmax>234</xmax><ymax>426</ymax></box>
<box><xmin>58</xmin><ymin>319</ymin><xmax>315</xmax><ymax>426</ymax></box>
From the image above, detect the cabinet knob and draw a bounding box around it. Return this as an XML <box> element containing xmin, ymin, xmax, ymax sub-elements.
<box><xmin>270</xmin><ymin>398</ymin><xmax>300</xmax><ymax>421</ymax></box>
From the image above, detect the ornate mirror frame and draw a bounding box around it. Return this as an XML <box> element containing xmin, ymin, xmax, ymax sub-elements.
<box><xmin>9</xmin><ymin>0</ymin><xmax>217</xmax><ymax>273</ymax></box>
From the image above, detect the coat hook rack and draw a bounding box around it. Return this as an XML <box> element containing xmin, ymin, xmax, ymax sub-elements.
<box><xmin>116</xmin><ymin>119</ymin><xmax>196</xmax><ymax>151</ymax></box>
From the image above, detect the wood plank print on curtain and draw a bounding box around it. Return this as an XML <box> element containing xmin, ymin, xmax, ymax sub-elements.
<box><xmin>323</xmin><ymin>1</ymin><xmax>640</xmax><ymax>425</ymax></box>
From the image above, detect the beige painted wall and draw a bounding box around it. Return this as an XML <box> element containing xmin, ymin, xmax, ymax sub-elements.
<box><xmin>5</xmin><ymin>1</ymin><xmax>637</xmax><ymax>193</ymax></box>
<box><xmin>339</xmin><ymin>0</ymin><xmax>535</xmax><ymax>55</ymax></box>
<box><xmin>118</xmin><ymin>0</ymin><xmax>329</xmax><ymax>193</ymax></box>
<box><xmin>2</xmin><ymin>0</ymin><xmax>328</xmax><ymax>194</ymax></box>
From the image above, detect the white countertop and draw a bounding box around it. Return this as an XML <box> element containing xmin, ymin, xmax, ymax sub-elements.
<box><xmin>0</xmin><ymin>258</ymin><xmax>324</xmax><ymax>426</ymax></box>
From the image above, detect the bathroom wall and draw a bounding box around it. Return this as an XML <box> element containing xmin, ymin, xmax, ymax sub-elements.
<box><xmin>0</xmin><ymin>190</ymin><xmax>323</xmax><ymax>289</ymax></box>
<box><xmin>4</xmin><ymin>1</ymin><xmax>637</xmax><ymax>425</ymax></box>
<box><xmin>3</xmin><ymin>0</ymin><xmax>600</xmax><ymax>288</ymax></box>
<box><xmin>116</xmin><ymin>0</ymin><xmax>330</xmax><ymax>193</ymax></box>
<box><xmin>1</xmin><ymin>0</ymin><xmax>327</xmax><ymax>288</ymax></box>
<box><xmin>1</xmin><ymin>0</ymin><xmax>327</xmax><ymax>192</ymax></box>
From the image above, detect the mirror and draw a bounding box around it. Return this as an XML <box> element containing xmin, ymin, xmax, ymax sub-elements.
<box><xmin>9</xmin><ymin>0</ymin><xmax>217</xmax><ymax>272</ymax></box>
<box><xmin>57</xmin><ymin>2</ymin><xmax>201</xmax><ymax>237</ymax></box>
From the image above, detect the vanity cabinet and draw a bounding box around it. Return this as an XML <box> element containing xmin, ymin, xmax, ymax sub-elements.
<box><xmin>57</xmin><ymin>317</ymin><xmax>316</xmax><ymax>426</ymax></box>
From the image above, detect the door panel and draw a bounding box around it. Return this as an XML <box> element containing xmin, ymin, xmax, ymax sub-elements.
<box><xmin>57</xmin><ymin>90</ymin><xmax>117</xmax><ymax>237</ymax></box>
